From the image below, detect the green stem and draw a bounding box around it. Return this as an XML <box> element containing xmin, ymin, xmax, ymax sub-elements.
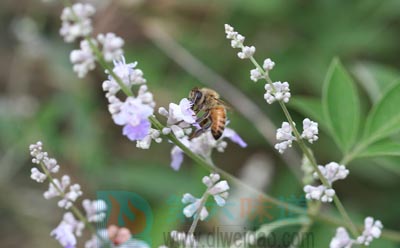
<box><xmin>188</xmin><ymin>193</ymin><xmax>210</xmax><ymax>236</ymax></box>
<box><xmin>248</xmin><ymin>55</ymin><xmax>359</xmax><ymax>237</ymax></box>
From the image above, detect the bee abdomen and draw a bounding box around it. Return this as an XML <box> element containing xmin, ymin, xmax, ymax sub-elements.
<box><xmin>210</xmin><ymin>106</ymin><xmax>226</xmax><ymax>140</ymax></box>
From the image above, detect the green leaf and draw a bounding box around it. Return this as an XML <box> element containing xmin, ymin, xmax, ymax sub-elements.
<box><xmin>358</xmin><ymin>139</ymin><xmax>400</xmax><ymax>157</ymax></box>
<box><xmin>322</xmin><ymin>58</ymin><xmax>361</xmax><ymax>152</ymax></box>
<box><xmin>289</xmin><ymin>97</ymin><xmax>328</xmax><ymax>132</ymax></box>
<box><xmin>352</xmin><ymin>62</ymin><xmax>400</xmax><ymax>103</ymax></box>
<box><xmin>363</xmin><ymin>83</ymin><xmax>400</xmax><ymax>142</ymax></box>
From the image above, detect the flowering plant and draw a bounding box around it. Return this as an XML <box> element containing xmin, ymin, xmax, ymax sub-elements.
<box><xmin>15</xmin><ymin>1</ymin><xmax>400</xmax><ymax>248</ymax></box>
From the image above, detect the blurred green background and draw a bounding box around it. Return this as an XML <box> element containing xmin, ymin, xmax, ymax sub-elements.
<box><xmin>1</xmin><ymin>0</ymin><xmax>400</xmax><ymax>247</ymax></box>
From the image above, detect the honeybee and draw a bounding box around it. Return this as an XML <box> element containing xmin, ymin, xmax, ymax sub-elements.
<box><xmin>188</xmin><ymin>87</ymin><xmax>229</xmax><ymax>140</ymax></box>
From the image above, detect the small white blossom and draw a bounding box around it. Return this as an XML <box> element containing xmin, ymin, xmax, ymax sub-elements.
<box><xmin>136</xmin><ymin>128</ymin><xmax>162</xmax><ymax>149</ymax></box>
<box><xmin>97</xmin><ymin>33</ymin><xmax>124</xmax><ymax>62</ymax></box>
<box><xmin>238</xmin><ymin>46</ymin><xmax>256</xmax><ymax>59</ymax></box>
<box><xmin>231</xmin><ymin>34</ymin><xmax>245</xmax><ymax>48</ymax></box>
<box><xmin>82</xmin><ymin>199</ymin><xmax>107</xmax><ymax>222</ymax></box>
<box><xmin>356</xmin><ymin>217</ymin><xmax>383</xmax><ymax>246</ymax></box>
<box><xmin>303</xmin><ymin>185</ymin><xmax>335</xmax><ymax>202</ymax></box>
<box><xmin>170</xmin><ymin>230</ymin><xmax>198</xmax><ymax>248</ymax></box>
<box><xmin>60</xmin><ymin>184</ymin><xmax>83</xmax><ymax>209</ymax></box>
<box><xmin>224</xmin><ymin>24</ymin><xmax>243</xmax><ymax>46</ymax></box>
<box><xmin>70</xmin><ymin>39</ymin><xmax>96</xmax><ymax>78</ymax></box>
<box><xmin>43</xmin><ymin>175</ymin><xmax>83</xmax><ymax>209</ymax></box>
<box><xmin>137</xmin><ymin>85</ymin><xmax>155</xmax><ymax>108</ymax></box>
<box><xmin>170</xmin><ymin>128</ymin><xmax>246</xmax><ymax>170</ymax></box>
<box><xmin>161</xmin><ymin>98</ymin><xmax>196</xmax><ymax>126</ymax></box>
<box><xmin>181</xmin><ymin>173</ymin><xmax>229</xmax><ymax>223</ymax></box>
<box><xmin>301</xmin><ymin>118</ymin><xmax>319</xmax><ymax>143</ymax></box>
<box><xmin>263</xmin><ymin>58</ymin><xmax>275</xmax><ymax>71</ymax></box>
<box><xmin>59</xmin><ymin>3</ymin><xmax>95</xmax><ymax>42</ymax></box>
<box><xmin>314</xmin><ymin>162</ymin><xmax>349</xmax><ymax>186</ymax></box>
<box><xmin>43</xmin><ymin>175</ymin><xmax>70</xmax><ymax>199</ymax></box>
<box><xmin>203</xmin><ymin>173</ymin><xmax>230</xmax><ymax>206</ymax></box>
<box><xmin>330</xmin><ymin>227</ymin><xmax>353</xmax><ymax>248</ymax></box>
<box><xmin>30</xmin><ymin>167</ymin><xmax>46</xmax><ymax>183</ymax></box>
<box><xmin>274</xmin><ymin>122</ymin><xmax>296</xmax><ymax>153</ymax></box>
<box><xmin>250</xmin><ymin>68</ymin><xmax>263</xmax><ymax>82</ymax></box>
<box><xmin>181</xmin><ymin>193</ymin><xmax>209</xmax><ymax>221</ymax></box>
<box><xmin>330</xmin><ymin>217</ymin><xmax>383</xmax><ymax>248</ymax></box>
<box><xmin>170</xmin><ymin>125</ymin><xmax>185</xmax><ymax>139</ymax></box>
<box><xmin>225</xmin><ymin>24</ymin><xmax>255</xmax><ymax>59</ymax></box>
<box><xmin>264</xmin><ymin>81</ymin><xmax>291</xmax><ymax>104</ymax></box>
<box><xmin>29</xmin><ymin>141</ymin><xmax>60</xmax><ymax>173</ymax></box>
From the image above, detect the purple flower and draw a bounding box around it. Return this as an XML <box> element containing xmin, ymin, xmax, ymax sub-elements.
<box><xmin>123</xmin><ymin>119</ymin><xmax>151</xmax><ymax>141</ymax></box>
<box><xmin>51</xmin><ymin>223</ymin><xmax>76</xmax><ymax>248</ymax></box>
<box><xmin>223</xmin><ymin>128</ymin><xmax>247</xmax><ymax>148</ymax></box>
<box><xmin>111</xmin><ymin>56</ymin><xmax>146</xmax><ymax>86</ymax></box>
<box><xmin>171</xmin><ymin>146</ymin><xmax>184</xmax><ymax>171</ymax></box>
<box><xmin>112</xmin><ymin>97</ymin><xmax>154</xmax><ymax>141</ymax></box>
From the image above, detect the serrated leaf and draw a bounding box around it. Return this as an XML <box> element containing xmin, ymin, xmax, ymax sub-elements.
<box><xmin>322</xmin><ymin>58</ymin><xmax>361</xmax><ymax>152</ymax></box>
<box><xmin>289</xmin><ymin>97</ymin><xmax>328</xmax><ymax>132</ymax></box>
<box><xmin>358</xmin><ymin>139</ymin><xmax>400</xmax><ymax>157</ymax></box>
<box><xmin>363</xmin><ymin>83</ymin><xmax>400</xmax><ymax>142</ymax></box>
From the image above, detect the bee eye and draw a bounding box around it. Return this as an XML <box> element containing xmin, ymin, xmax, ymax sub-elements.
<box><xmin>194</xmin><ymin>91</ymin><xmax>202</xmax><ymax>104</ymax></box>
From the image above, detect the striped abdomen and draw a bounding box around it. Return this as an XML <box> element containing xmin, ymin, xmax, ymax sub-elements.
<box><xmin>210</xmin><ymin>106</ymin><xmax>226</xmax><ymax>140</ymax></box>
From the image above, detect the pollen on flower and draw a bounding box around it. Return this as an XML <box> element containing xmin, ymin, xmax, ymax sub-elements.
<box><xmin>264</xmin><ymin>81</ymin><xmax>291</xmax><ymax>104</ymax></box>
<box><xmin>59</xmin><ymin>3</ymin><xmax>95</xmax><ymax>42</ymax></box>
<box><xmin>70</xmin><ymin>39</ymin><xmax>96</xmax><ymax>78</ymax></box>
<box><xmin>301</xmin><ymin>118</ymin><xmax>319</xmax><ymax>144</ymax></box>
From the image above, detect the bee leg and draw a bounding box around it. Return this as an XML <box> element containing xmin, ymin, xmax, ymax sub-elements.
<box><xmin>196</xmin><ymin>111</ymin><xmax>210</xmax><ymax>124</ymax></box>
<box><xmin>190</xmin><ymin>119</ymin><xmax>212</xmax><ymax>139</ymax></box>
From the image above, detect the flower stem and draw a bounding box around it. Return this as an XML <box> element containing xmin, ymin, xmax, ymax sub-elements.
<box><xmin>188</xmin><ymin>193</ymin><xmax>210</xmax><ymax>236</ymax></box>
<box><xmin>248</xmin><ymin>55</ymin><xmax>360</xmax><ymax>237</ymax></box>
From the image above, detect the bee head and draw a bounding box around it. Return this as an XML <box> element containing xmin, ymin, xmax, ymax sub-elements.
<box><xmin>189</xmin><ymin>87</ymin><xmax>202</xmax><ymax>105</ymax></box>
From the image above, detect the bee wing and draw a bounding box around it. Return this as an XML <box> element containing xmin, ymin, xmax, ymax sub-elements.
<box><xmin>214</xmin><ymin>97</ymin><xmax>233</xmax><ymax>111</ymax></box>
